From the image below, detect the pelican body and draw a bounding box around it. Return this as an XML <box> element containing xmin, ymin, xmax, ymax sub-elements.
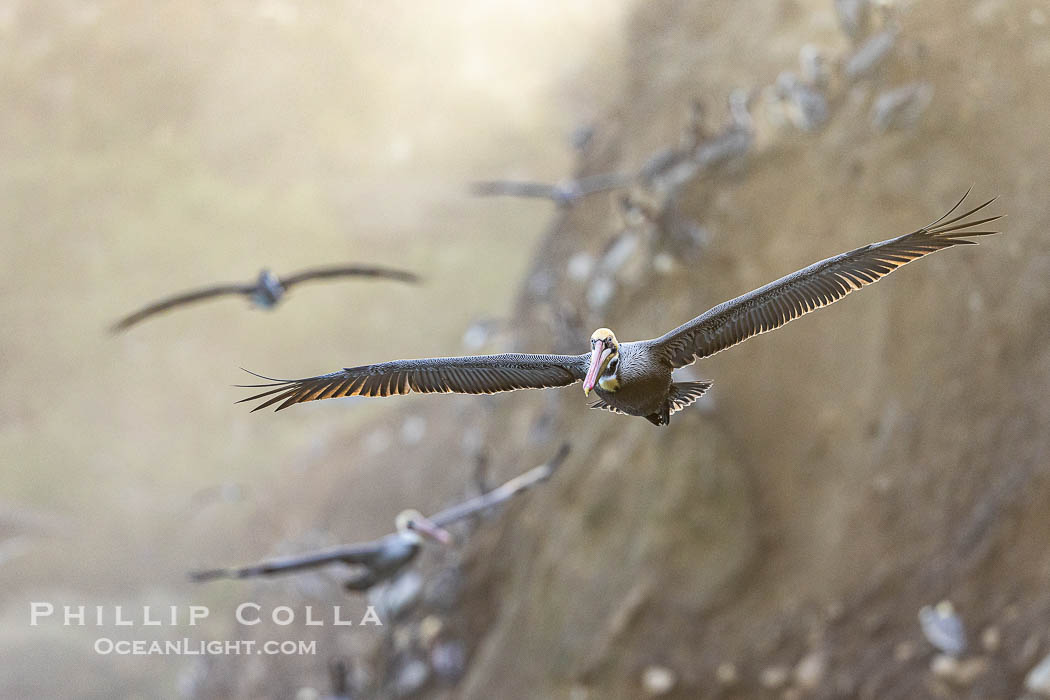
<box><xmin>240</xmin><ymin>191</ymin><xmax>1000</xmax><ymax>426</ymax></box>
<box><xmin>579</xmin><ymin>329</ymin><xmax>712</xmax><ymax>425</ymax></box>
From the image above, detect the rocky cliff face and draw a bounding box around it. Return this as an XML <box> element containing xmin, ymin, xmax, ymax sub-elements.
<box><xmin>193</xmin><ymin>1</ymin><xmax>1050</xmax><ymax>697</ymax></box>
<box><xmin>447</xmin><ymin>2</ymin><xmax>1050</xmax><ymax>698</ymax></box>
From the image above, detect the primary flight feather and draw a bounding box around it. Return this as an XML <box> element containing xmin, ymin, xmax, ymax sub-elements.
<box><xmin>240</xmin><ymin>190</ymin><xmax>1000</xmax><ymax>425</ymax></box>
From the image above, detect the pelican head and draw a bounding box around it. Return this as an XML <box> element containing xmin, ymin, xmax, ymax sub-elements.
<box><xmin>394</xmin><ymin>509</ymin><xmax>453</xmax><ymax>545</ymax></box>
<box><xmin>583</xmin><ymin>328</ymin><xmax>620</xmax><ymax>396</ymax></box>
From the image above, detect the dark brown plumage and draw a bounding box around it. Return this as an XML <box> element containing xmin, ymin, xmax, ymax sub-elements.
<box><xmin>240</xmin><ymin>190</ymin><xmax>1001</xmax><ymax>425</ymax></box>
<box><xmin>239</xmin><ymin>353</ymin><xmax>589</xmax><ymax>412</ymax></box>
<box><xmin>650</xmin><ymin>190</ymin><xmax>1001</xmax><ymax>367</ymax></box>
<box><xmin>111</xmin><ymin>264</ymin><xmax>418</xmax><ymax>332</ymax></box>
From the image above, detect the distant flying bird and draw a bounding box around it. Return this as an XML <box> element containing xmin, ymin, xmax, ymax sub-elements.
<box><xmin>469</xmin><ymin>173</ymin><xmax>634</xmax><ymax>207</ymax></box>
<box><xmin>190</xmin><ymin>445</ymin><xmax>567</xmax><ymax>591</ymax></box>
<box><xmin>111</xmin><ymin>265</ymin><xmax>419</xmax><ymax>331</ymax></box>
<box><xmin>240</xmin><ymin>191</ymin><xmax>1000</xmax><ymax>426</ymax></box>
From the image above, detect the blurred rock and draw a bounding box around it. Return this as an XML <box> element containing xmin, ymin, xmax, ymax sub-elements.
<box><xmin>1027</xmin><ymin>653</ymin><xmax>1050</xmax><ymax>696</ymax></box>
<box><xmin>844</xmin><ymin>29</ymin><xmax>897</xmax><ymax>81</ymax></box>
<box><xmin>364</xmin><ymin>428</ymin><xmax>393</xmax><ymax>455</ymax></box>
<box><xmin>400</xmin><ymin>415</ymin><xmax>427</xmax><ymax>446</ymax></box>
<box><xmin>567</xmin><ymin>252</ymin><xmax>595</xmax><ymax>281</ymax></box>
<box><xmin>0</xmin><ymin>535</ymin><xmax>33</xmax><ymax>569</ymax></box>
<box><xmin>424</xmin><ymin>566</ymin><xmax>462</xmax><ymax>610</ymax></box>
<box><xmin>894</xmin><ymin>640</ymin><xmax>916</xmax><ymax>662</ymax></box>
<box><xmin>392</xmin><ymin>656</ymin><xmax>430</xmax><ymax>697</ymax></box>
<box><xmin>835</xmin><ymin>0</ymin><xmax>872</xmax><ymax>41</ymax></box>
<box><xmin>374</xmin><ymin>570</ymin><xmax>424</xmax><ymax>620</ymax></box>
<box><xmin>871</xmin><ymin>83</ymin><xmax>933</xmax><ymax>132</ymax></box>
<box><xmin>327</xmin><ymin>657</ymin><xmax>353</xmax><ymax>699</ymax></box>
<box><xmin>1022</xmin><ymin>633</ymin><xmax>1043</xmax><ymax>665</ymax></box>
<box><xmin>176</xmin><ymin>657</ymin><xmax>209</xmax><ymax>699</ymax></box>
<box><xmin>527</xmin><ymin>268</ymin><xmax>555</xmax><ymax>298</ymax></box>
<box><xmin>598</xmin><ymin>232</ymin><xmax>641</xmax><ymax>277</ymax></box>
<box><xmin>759</xmin><ymin>665</ymin><xmax>791</xmax><ymax>690</ymax></box>
<box><xmin>981</xmin><ymin>625</ymin><xmax>1001</xmax><ymax>653</ymax></box>
<box><xmin>419</xmin><ymin>615</ymin><xmax>444</xmax><ymax>645</ymax></box>
<box><xmin>652</xmin><ymin>252</ymin><xmax>674</xmax><ymax>275</ymax></box>
<box><xmin>775</xmin><ymin>72</ymin><xmax>829</xmax><ymax>132</ymax></box>
<box><xmin>696</xmin><ymin>88</ymin><xmax>753</xmax><ymax>169</ymax></box>
<box><xmin>919</xmin><ymin>601</ymin><xmax>967</xmax><ymax>656</ymax></box>
<box><xmin>795</xmin><ymin>651</ymin><xmax>826</xmax><ymax>690</ymax></box>
<box><xmin>799</xmin><ymin>44</ymin><xmax>831</xmax><ymax>89</ymax></box>
<box><xmin>716</xmin><ymin>661</ymin><xmax>738</xmax><ymax>685</ymax></box>
<box><xmin>569</xmin><ymin>124</ymin><xmax>595</xmax><ymax>152</ymax></box>
<box><xmin>667</xmin><ymin>220</ymin><xmax>709</xmax><ymax>263</ymax></box>
<box><xmin>461</xmin><ymin>317</ymin><xmax>503</xmax><ymax>352</ymax></box>
<box><xmin>431</xmin><ymin>639</ymin><xmax>467</xmax><ymax>681</ymax></box>
<box><xmin>459</xmin><ymin>426</ymin><xmax>484</xmax><ymax>456</ymax></box>
<box><xmin>586</xmin><ymin>275</ymin><xmax>616</xmax><ymax>311</ymax></box>
<box><xmin>929</xmin><ymin>654</ymin><xmax>988</xmax><ymax>686</ymax></box>
<box><xmin>638</xmin><ymin>147</ymin><xmax>682</xmax><ymax>186</ymax></box>
<box><xmin>641</xmin><ymin>665</ymin><xmax>676</xmax><ymax>695</ymax></box>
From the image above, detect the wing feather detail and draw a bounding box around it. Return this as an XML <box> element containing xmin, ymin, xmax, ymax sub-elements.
<box><xmin>649</xmin><ymin>189</ymin><xmax>1002</xmax><ymax>368</ymax></box>
<box><xmin>239</xmin><ymin>353</ymin><xmax>590</xmax><ymax>411</ymax></box>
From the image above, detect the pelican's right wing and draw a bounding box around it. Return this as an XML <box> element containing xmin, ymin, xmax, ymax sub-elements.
<box><xmin>575</xmin><ymin>172</ymin><xmax>634</xmax><ymax>195</ymax></box>
<box><xmin>110</xmin><ymin>283</ymin><xmax>252</xmax><ymax>332</ymax></box>
<box><xmin>647</xmin><ymin>190</ymin><xmax>1001</xmax><ymax>368</ymax></box>
<box><xmin>279</xmin><ymin>264</ymin><xmax>419</xmax><ymax>288</ymax></box>
<box><xmin>239</xmin><ymin>353</ymin><xmax>590</xmax><ymax>412</ymax></box>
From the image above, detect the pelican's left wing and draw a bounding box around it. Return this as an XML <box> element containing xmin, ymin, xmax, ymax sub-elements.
<box><xmin>240</xmin><ymin>353</ymin><xmax>590</xmax><ymax>412</ymax></box>
<box><xmin>429</xmin><ymin>444</ymin><xmax>570</xmax><ymax>528</ymax></box>
<box><xmin>189</xmin><ymin>541</ymin><xmax>385</xmax><ymax>582</ymax></box>
<box><xmin>279</xmin><ymin>264</ymin><xmax>419</xmax><ymax>288</ymax></box>
<box><xmin>647</xmin><ymin>190</ymin><xmax>1001</xmax><ymax>369</ymax></box>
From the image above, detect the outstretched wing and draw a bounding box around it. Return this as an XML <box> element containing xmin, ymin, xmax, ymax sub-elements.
<box><xmin>189</xmin><ymin>541</ymin><xmax>385</xmax><ymax>582</ymax></box>
<box><xmin>110</xmin><ymin>283</ymin><xmax>253</xmax><ymax>332</ymax></box>
<box><xmin>469</xmin><ymin>181</ymin><xmax>559</xmax><ymax>199</ymax></box>
<box><xmin>429</xmin><ymin>444</ymin><xmax>570</xmax><ymax>528</ymax></box>
<box><xmin>575</xmin><ymin>172</ymin><xmax>634</xmax><ymax>195</ymax></box>
<box><xmin>239</xmin><ymin>353</ymin><xmax>590</xmax><ymax>412</ymax></box>
<box><xmin>279</xmin><ymin>264</ymin><xmax>419</xmax><ymax>288</ymax></box>
<box><xmin>648</xmin><ymin>190</ymin><xmax>1002</xmax><ymax>368</ymax></box>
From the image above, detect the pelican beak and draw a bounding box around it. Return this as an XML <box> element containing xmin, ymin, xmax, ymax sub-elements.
<box><xmin>412</xmin><ymin>516</ymin><xmax>453</xmax><ymax>545</ymax></box>
<box><xmin>583</xmin><ymin>341</ymin><xmax>612</xmax><ymax>396</ymax></box>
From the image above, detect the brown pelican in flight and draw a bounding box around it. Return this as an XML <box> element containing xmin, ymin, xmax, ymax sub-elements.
<box><xmin>111</xmin><ymin>265</ymin><xmax>419</xmax><ymax>332</ymax></box>
<box><xmin>470</xmin><ymin>173</ymin><xmax>634</xmax><ymax>207</ymax></box>
<box><xmin>190</xmin><ymin>446</ymin><xmax>567</xmax><ymax>591</ymax></box>
<box><xmin>241</xmin><ymin>191</ymin><xmax>1000</xmax><ymax>426</ymax></box>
